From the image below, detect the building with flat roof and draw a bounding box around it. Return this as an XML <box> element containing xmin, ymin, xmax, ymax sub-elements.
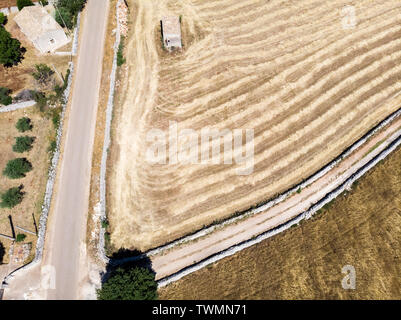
<box><xmin>161</xmin><ymin>16</ymin><xmax>182</xmax><ymax>50</ymax></box>
<box><xmin>14</xmin><ymin>5</ymin><xmax>70</xmax><ymax>54</ymax></box>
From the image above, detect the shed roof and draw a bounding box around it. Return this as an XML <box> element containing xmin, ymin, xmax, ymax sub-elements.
<box><xmin>161</xmin><ymin>16</ymin><xmax>181</xmax><ymax>36</ymax></box>
<box><xmin>14</xmin><ymin>5</ymin><xmax>64</xmax><ymax>43</ymax></box>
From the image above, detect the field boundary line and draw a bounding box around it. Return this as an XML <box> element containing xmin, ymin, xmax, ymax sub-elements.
<box><xmin>157</xmin><ymin>119</ymin><xmax>401</xmax><ymax>287</ymax></box>
<box><xmin>109</xmin><ymin>95</ymin><xmax>401</xmax><ymax>267</ymax></box>
<box><xmin>0</xmin><ymin>101</ymin><xmax>36</xmax><ymax>113</ymax></box>
<box><xmin>97</xmin><ymin>0</ymin><xmax>122</xmax><ymax>265</ymax></box>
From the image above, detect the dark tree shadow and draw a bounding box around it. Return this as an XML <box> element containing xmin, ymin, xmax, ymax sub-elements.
<box><xmin>109</xmin><ymin>248</ymin><xmax>143</xmax><ymax>260</ymax></box>
<box><xmin>0</xmin><ymin>15</ymin><xmax>8</xmax><ymax>25</ymax></box>
<box><xmin>101</xmin><ymin>249</ymin><xmax>155</xmax><ymax>285</ymax></box>
<box><xmin>3</xmin><ymin>47</ymin><xmax>26</xmax><ymax>68</ymax></box>
<box><xmin>0</xmin><ymin>242</ymin><xmax>5</xmax><ymax>264</ymax></box>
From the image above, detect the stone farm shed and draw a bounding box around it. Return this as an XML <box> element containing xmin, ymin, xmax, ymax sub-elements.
<box><xmin>14</xmin><ymin>5</ymin><xmax>70</xmax><ymax>54</ymax></box>
<box><xmin>161</xmin><ymin>16</ymin><xmax>182</xmax><ymax>50</ymax></box>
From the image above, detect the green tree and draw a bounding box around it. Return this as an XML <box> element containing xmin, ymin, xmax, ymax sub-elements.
<box><xmin>0</xmin><ymin>87</ymin><xmax>12</xmax><ymax>105</ymax></box>
<box><xmin>16</xmin><ymin>117</ymin><xmax>33</xmax><ymax>132</ymax></box>
<box><xmin>55</xmin><ymin>0</ymin><xmax>87</xmax><ymax>29</ymax></box>
<box><xmin>58</xmin><ymin>0</ymin><xmax>87</xmax><ymax>16</ymax></box>
<box><xmin>0</xmin><ymin>186</ymin><xmax>24</xmax><ymax>208</ymax></box>
<box><xmin>3</xmin><ymin>158</ymin><xmax>33</xmax><ymax>179</ymax></box>
<box><xmin>0</xmin><ymin>26</ymin><xmax>25</xmax><ymax>66</ymax></box>
<box><xmin>13</xmin><ymin>136</ymin><xmax>35</xmax><ymax>153</ymax></box>
<box><xmin>0</xmin><ymin>12</ymin><xmax>7</xmax><ymax>26</ymax></box>
<box><xmin>55</xmin><ymin>7</ymin><xmax>73</xmax><ymax>29</ymax></box>
<box><xmin>97</xmin><ymin>266</ymin><xmax>158</xmax><ymax>300</ymax></box>
<box><xmin>17</xmin><ymin>0</ymin><xmax>34</xmax><ymax>11</ymax></box>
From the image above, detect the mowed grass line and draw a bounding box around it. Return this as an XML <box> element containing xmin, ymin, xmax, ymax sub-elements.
<box><xmin>159</xmin><ymin>145</ymin><xmax>401</xmax><ymax>300</ymax></box>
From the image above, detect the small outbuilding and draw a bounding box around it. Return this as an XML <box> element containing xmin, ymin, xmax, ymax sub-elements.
<box><xmin>14</xmin><ymin>5</ymin><xmax>70</xmax><ymax>54</ymax></box>
<box><xmin>161</xmin><ymin>16</ymin><xmax>182</xmax><ymax>51</ymax></box>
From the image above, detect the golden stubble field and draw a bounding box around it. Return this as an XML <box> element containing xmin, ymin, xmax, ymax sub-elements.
<box><xmin>108</xmin><ymin>0</ymin><xmax>401</xmax><ymax>251</ymax></box>
<box><xmin>159</xmin><ymin>144</ymin><xmax>401</xmax><ymax>299</ymax></box>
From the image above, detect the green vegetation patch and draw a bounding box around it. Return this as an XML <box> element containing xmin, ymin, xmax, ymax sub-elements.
<box><xmin>97</xmin><ymin>265</ymin><xmax>158</xmax><ymax>300</ymax></box>
<box><xmin>3</xmin><ymin>158</ymin><xmax>33</xmax><ymax>179</ymax></box>
<box><xmin>0</xmin><ymin>87</ymin><xmax>12</xmax><ymax>106</ymax></box>
<box><xmin>13</xmin><ymin>136</ymin><xmax>35</xmax><ymax>153</ymax></box>
<box><xmin>16</xmin><ymin>117</ymin><xmax>33</xmax><ymax>133</ymax></box>
<box><xmin>0</xmin><ymin>186</ymin><xmax>24</xmax><ymax>208</ymax></box>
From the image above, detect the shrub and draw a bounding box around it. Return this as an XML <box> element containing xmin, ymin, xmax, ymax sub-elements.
<box><xmin>3</xmin><ymin>158</ymin><xmax>33</xmax><ymax>179</ymax></box>
<box><xmin>97</xmin><ymin>266</ymin><xmax>158</xmax><ymax>300</ymax></box>
<box><xmin>32</xmin><ymin>64</ymin><xmax>54</xmax><ymax>86</ymax></box>
<box><xmin>0</xmin><ymin>87</ymin><xmax>12</xmax><ymax>105</ymax></box>
<box><xmin>117</xmin><ymin>37</ymin><xmax>126</xmax><ymax>66</ymax></box>
<box><xmin>48</xmin><ymin>140</ymin><xmax>57</xmax><ymax>153</ymax></box>
<box><xmin>63</xmin><ymin>69</ymin><xmax>71</xmax><ymax>86</ymax></box>
<box><xmin>16</xmin><ymin>117</ymin><xmax>33</xmax><ymax>132</ymax></box>
<box><xmin>32</xmin><ymin>91</ymin><xmax>48</xmax><ymax>111</ymax></box>
<box><xmin>52</xmin><ymin>112</ymin><xmax>60</xmax><ymax>129</ymax></box>
<box><xmin>101</xmin><ymin>218</ymin><xmax>109</xmax><ymax>229</ymax></box>
<box><xmin>53</xmin><ymin>84</ymin><xmax>64</xmax><ymax>98</ymax></box>
<box><xmin>0</xmin><ymin>186</ymin><xmax>24</xmax><ymax>208</ymax></box>
<box><xmin>13</xmin><ymin>136</ymin><xmax>35</xmax><ymax>153</ymax></box>
<box><xmin>15</xmin><ymin>233</ymin><xmax>26</xmax><ymax>242</ymax></box>
<box><xmin>0</xmin><ymin>12</ymin><xmax>7</xmax><ymax>26</ymax></box>
<box><xmin>17</xmin><ymin>0</ymin><xmax>34</xmax><ymax>11</ymax></box>
<box><xmin>0</xmin><ymin>26</ymin><xmax>25</xmax><ymax>66</ymax></box>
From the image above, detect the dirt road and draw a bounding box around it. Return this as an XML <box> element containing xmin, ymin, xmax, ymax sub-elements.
<box><xmin>152</xmin><ymin>104</ymin><xmax>401</xmax><ymax>281</ymax></box>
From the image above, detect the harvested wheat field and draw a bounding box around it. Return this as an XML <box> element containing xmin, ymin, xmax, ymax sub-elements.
<box><xmin>159</xmin><ymin>144</ymin><xmax>401</xmax><ymax>299</ymax></box>
<box><xmin>108</xmin><ymin>0</ymin><xmax>401</xmax><ymax>251</ymax></box>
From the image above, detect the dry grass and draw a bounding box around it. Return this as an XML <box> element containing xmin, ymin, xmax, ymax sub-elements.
<box><xmin>0</xmin><ymin>107</ymin><xmax>53</xmax><ymax>264</ymax></box>
<box><xmin>108</xmin><ymin>0</ymin><xmax>401</xmax><ymax>251</ymax></box>
<box><xmin>0</xmin><ymin>0</ymin><xmax>17</xmax><ymax>8</ymax></box>
<box><xmin>86</xmin><ymin>0</ymin><xmax>117</xmax><ymax>258</ymax></box>
<box><xmin>159</xmin><ymin>144</ymin><xmax>401</xmax><ymax>299</ymax></box>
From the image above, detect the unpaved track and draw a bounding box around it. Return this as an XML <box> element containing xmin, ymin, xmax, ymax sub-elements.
<box><xmin>152</xmin><ymin>106</ymin><xmax>401</xmax><ymax>280</ymax></box>
<box><xmin>109</xmin><ymin>0</ymin><xmax>401</xmax><ymax>251</ymax></box>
